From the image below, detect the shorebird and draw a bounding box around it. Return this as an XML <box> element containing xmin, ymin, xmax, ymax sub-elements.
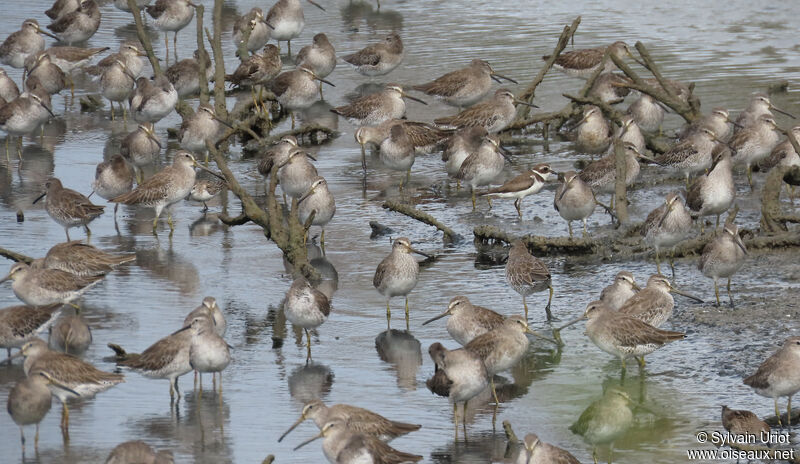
<box><xmin>734</xmin><ymin>93</ymin><xmax>795</xmax><ymax>131</ymax></box>
<box><xmin>258</xmin><ymin>134</ymin><xmax>298</xmax><ymax>182</ymax></box>
<box><xmin>579</xmin><ymin>142</ymin><xmax>650</xmax><ymax>208</ymax></box>
<box><xmin>599</xmin><ymin>271</ymin><xmax>640</xmax><ymax>310</ymax></box>
<box><xmin>518</xmin><ymin>433</ymin><xmax>580</xmax><ymax>464</ymax></box>
<box><xmin>581</xmin><ymin>301</ymin><xmax>684</xmax><ymax>370</ymax></box>
<box><xmin>189</xmin><ymin>177</ymin><xmax>225</xmax><ymax>211</ymax></box>
<box><xmin>434</xmin><ymin>89</ymin><xmax>537</xmax><ymax>133</ymax></box>
<box><xmin>293</xmin><ymin>420</ymin><xmax>423</xmax><ymax>463</ymax></box>
<box><xmin>18</xmin><ymin>339</ymin><xmax>124</xmax><ymax>435</ymax></box>
<box><xmin>761</xmin><ymin>125</ymin><xmax>800</xmax><ymax>201</ymax></box>
<box><xmin>655</xmin><ymin>127</ymin><xmax>720</xmax><ymax>187</ymax></box>
<box><xmin>627</xmin><ymin>93</ymin><xmax>664</xmax><ymax>134</ymax></box>
<box><xmin>373</xmin><ymin>237</ymin><xmax>431</xmax><ymax>329</ymax></box>
<box><xmin>179</xmin><ymin>103</ymin><xmax>232</xmax><ymax>162</ymax></box>
<box><xmin>730</xmin><ymin>115</ymin><xmax>782</xmax><ymax>188</ymax></box>
<box><xmin>576</xmin><ymin>106</ymin><xmax>612</xmax><ymax>154</ymax></box>
<box><xmin>7</xmin><ymin>370</ymin><xmax>78</xmax><ymax>454</ymax></box>
<box><xmin>641</xmin><ymin>192</ymin><xmax>693</xmax><ymax>275</ymax></box>
<box><xmin>355</xmin><ymin>119</ymin><xmax>450</xmax><ymax>170</ymax></box>
<box><xmin>699</xmin><ymin>223</ymin><xmax>747</xmax><ymax>307</ymax></box>
<box><xmin>378</xmin><ymin>124</ymin><xmax>416</xmax><ymax>186</ymax></box>
<box><xmin>744</xmin><ymin>336</ymin><xmax>800</xmax><ymax>427</ymax></box>
<box><xmin>42</xmin><ymin>45</ymin><xmax>107</xmax><ymax>94</ymax></box>
<box><xmin>48</xmin><ymin>307</ymin><xmax>91</xmax><ymax>355</ymax></box>
<box><xmin>85</xmin><ymin>42</ymin><xmax>147</xmax><ymax>78</ymax></box>
<box><xmin>92</xmin><ymin>154</ymin><xmax>134</xmax><ymax>219</ymax></box>
<box><xmin>265</xmin><ymin>0</ymin><xmax>326</xmax><ymax>58</ymax></box>
<box><xmin>680</xmin><ymin>107</ymin><xmax>737</xmax><ymax>141</ymax></box>
<box><xmin>614</xmin><ymin>114</ymin><xmax>645</xmax><ymax>154</ymax></box>
<box><xmin>33</xmin><ymin>177</ymin><xmax>104</xmax><ymax>240</ymax></box>
<box><xmin>100</xmin><ymin>59</ymin><xmax>137</xmax><ymax>120</ymax></box>
<box><xmin>112</xmin><ymin>0</ymin><xmax>153</xmax><ymax>14</ymax></box>
<box><xmin>146</xmin><ymin>0</ymin><xmax>197</xmax><ymax>64</ymax></box>
<box><xmin>0</xmin><ymin>262</ymin><xmax>103</xmax><ymax>308</ymax></box>
<box><xmin>617</xmin><ymin>274</ymin><xmax>702</xmax><ymax>328</ymax></box>
<box><xmin>105</xmin><ymin>441</ymin><xmax>174</xmax><ymax>464</ymax></box>
<box><xmin>24</xmin><ymin>53</ymin><xmax>66</xmax><ymax>96</ymax></box>
<box><xmin>182</xmin><ymin>315</ymin><xmax>230</xmax><ymax>393</ymax></box>
<box><xmin>411</xmin><ymin>59</ymin><xmax>517</xmax><ymax>107</ymax></box>
<box><xmin>226</xmin><ymin>44</ymin><xmax>281</xmax><ymax>112</ymax></box>
<box><xmin>721</xmin><ymin>405</ymin><xmax>770</xmax><ymax>436</ymax></box>
<box><xmin>481</xmin><ymin>163</ymin><xmax>556</xmax><ymax>218</ymax></box>
<box><xmin>279</xmin><ymin>399</ymin><xmax>421</xmax><ymax>443</ymax></box>
<box><xmin>505</xmin><ymin>239</ymin><xmax>553</xmax><ymax>321</ymax></box>
<box><xmin>0</xmin><ymin>68</ymin><xmax>20</xmax><ymax>101</ymax></box>
<box><xmin>108</xmin><ymin>323</ymin><xmax>193</xmax><ymax>400</ymax></box>
<box><xmin>342</xmin><ymin>32</ymin><xmax>403</xmax><ymax>77</ymax></box>
<box><xmin>0</xmin><ymin>87</ymin><xmax>55</xmax><ymax>157</ymax></box>
<box><xmin>298</xmin><ymin>176</ymin><xmax>335</xmax><ymax>250</ymax></box>
<box><xmin>554</xmin><ymin>170</ymin><xmax>595</xmax><ymax>238</ymax></box>
<box><xmin>442</xmin><ymin>126</ymin><xmax>487</xmax><ymax>183</ymax></box>
<box><xmin>456</xmin><ymin>135</ymin><xmax>511</xmax><ymax>208</ymax></box>
<box><xmin>427</xmin><ymin>342</ymin><xmax>488</xmax><ymax>440</ymax></box>
<box><xmin>46</xmin><ymin>0</ymin><xmax>80</xmax><ymax>21</ymax></box>
<box><xmin>270</xmin><ymin>66</ymin><xmax>334</xmax><ymax>128</ymax></box>
<box><xmin>544</xmin><ymin>41</ymin><xmax>643</xmax><ymax>79</ymax></box>
<box><xmin>331</xmin><ymin>84</ymin><xmax>426</xmax><ymax>126</ymax></box>
<box><xmin>46</xmin><ymin>0</ymin><xmax>101</xmax><ymax>44</ymax></box>
<box><xmin>0</xmin><ymin>304</ymin><xmax>61</xmax><ymax>358</ymax></box>
<box><xmin>111</xmin><ymin>151</ymin><xmax>218</xmax><ymax>234</ymax></box>
<box><xmin>278</xmin><ymin>148</ymin><xmax>318</xmax><ymax>199</ymax></box>
<box><xmin>184</xmin><ymin>296</ymin><xmax>226</xmax><ymax>337</ymax></box>
<box><xmin>296</xmin><ymin>33</ymin><xmax>336</xmax><ymax>99</ymax></box>
<box><xmin>129</xmin><ymin>75</ymin><xmax>178</xmax><ymax>123</ymax></box>
<box><xmin>121</xmin><ymin>123</ymin><xmax>162</xmax><ymax>182</ymax></box>
<box><xmin>1</xmin><ymin>20</ymin><xmax>58</xmax><ymax>69</ymax></box>
<box><xmin>232</xmin><ymin>8</ymin><xmax>270</xmax><ymax>54</ymax></box>
<box><xmin>687</xmin><ymin>145</ymin><xmax>735</xmax><ymax>231</ymax></box>
<box><xmin>285</xmin><ymin>277</ymin><xmax>330</xmax><ymax>360</ymax></box>
<box><xmin>570</xmin><ymin>388</ymin><xmax>634</xmax><ymax>464</ymax></box>
<box><xmin>34</xmin><ymin>241</ymin><xmax>134</xmax><ymax>277</ymax></box>
<box><xmin>422</xmin><ymin>296</ymin><xmax>504</xmax><ymax>346</ymax></box>
<box><xmin>588</xmin><ymin>72</ymin><xmax>631</xmax><ymax>104</ymax></box>
<box><xmin>165</xmin><ymin>49</ymin><xmax>213</xmax><ymax>98</ymax></box>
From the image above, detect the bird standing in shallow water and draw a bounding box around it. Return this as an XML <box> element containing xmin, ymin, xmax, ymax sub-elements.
<box><xmin>0</xmin><ymin>262</ymin><xmax>103</xmax><ymax>308</ymax></box>
<box><xmin>518</xmin><ymin>433</ymin><xmax>580</xmax><ymax>464</ymax></box>
<box><xmin>422</xmin><ymin>296</ymin><xmax>504</xmax><ymax>346</ymax></box>
<box><xmin>271</xmin><ymin>66</ymin><xmax>334</xmax><ymax>128</ymax></box>
<box><xmin>442</xmin><ymin>126</ymin><xmax>487</xmax><ymax>185</ymax></box>
<box><xmin>265</xmin><ymin>0</ymin><xmax>326</xmax><ymax>58</ymax></box>
<box><xmin>456</xmin><ymin>135</ymin><xmax>511</xmax><ymax>209</ymax></box>
<box><xmin>296</xmin><ymin>33</ymin><xmax>336</xmax><ymax>99</ymax></box>
<box><xmin>226</xmin><ymin>44</ymin><xmax>281</xmax><ymax>113</ymax></box>
<box><xmin>285</xmin><ymin>277</ymin><xmax>331</xmax><ymax>361</ymax></box>
<box><xmin>686</xmin><ymin>145</ymin><xmax>735</xmax><ymax>232</ymax></box>
<box><xmin>189</xmin><ymin>177</ymin><xmax>226</xmax><ymax>212</ymax></box>
<box><xmin>121</xmin><ymin>123</ymin><xmax>162</xmax><ymax>182</ymax></box>
<box><xmin>730</xmin><ymin>115</ymin><xmax>783</xmax><ymax>189</ymax></box>
<box><xmin>92</xmin><ymin>154</ymin><xmax>134</xmax><ymax>220</ymax></box>
<box><xmin>0</xmin><ymin>20</ymin><xmax>58</xmax><ymax>69</ymax></box>
<box><xmin>179</xmin><ymin>103</ymin><xmax>233</xmax><ymax>162</ymax></box>
<box><xmin>544</xmin><ymin>41</ymin><xmax>643</xmax><ymax>79</ymax></box>
<box><xmin>744</xmin><ymin>336</ymin><xmax>800</xmax><ymax>427</ymax></box>
<box><xmin>293</xmin><ymin>420</ymin><xmax>423</xmax><ymax>463</ymax></box>
<box><xmin>35</xmin><ymin>241</ymin><xmax>135</xmax><ymax>277</ymax></box>
<box><xmin>599</xmin><ymin>271</ymin><xmax>640</xmax><ymax>310</ymax></box>
<box><xmin>33</xmin><ymin>177</ymin><xmax>104</xmax><ymax>241</ymax></box>
<box><xmin>641</xmin><ymin>192</ymin><xmax>693</xmax><ymax>276</ymax></box>
<box><xmin>481</xmin><ymin>163</ymin><xmax>556</xmax><ymax>218</ymax></box>
<box><xmin>617</xmin><ymin>274</ymin><xmax>702</xmax><ymax>327</ymax></box>
<box><xmin>554</xmin><ymin>170</ymin><xmax>595</xmax><ymax>238</ymax></box>
<box><xmin>411</xmin><ymin>58</ymin><xmax>517</xmax><ymax>108</ymax></box>
<box><xmin>505</xmin><ymin>240</ymin><xmax>553</xmax><ymax>321</ymax></box>
<box><xmin>721</xmin><ymin>405</ymin><xmax>769</xmax><ymax>436</ymax></box>
<box><xmin>575</xmin><ymin>106</ymin><xmax>612</xmax><ymax>154</ymax></box>
<box><xmin>46</xmin><ymin>0</ymin><xmax>101</xmax><ymax>44</ymax></box>
<box><xmin>342</xmin><ymin>32</ymin><xmax>403</xmax><ymax>77</ymax></box>
<box><xmin>435</xmin><ymin>89</ymin><xmax>537</xmax><ymax>133</ymax></box>
<box><xmin>699</xmin><ymin>223</ymin><xmax>747</xmax><ymax>307</ymax></box>
<box><xmin>0</xmin><ymin>304</ymin><xmax>62</xmax><ymax>358</ymax></box>
<box><xmin>184</xmin><ymin>315</ymin><xmax>230</xmax><ymax>394</ymax></box>
<box><xmin>232</xmin><ymin>8</ymin><xmax>270</xmax><ymax>54</ymax></box>
<box><xmin>298</xmin><ymin>176</ymin><xmax>335</xmax><ymax>253</ymax></box>
<box><xmin>146</xmin><ymin>0</ymin><xmax>196</xmax><ymax>64</ymax></box>
<box><xmin>373</xmin><ymin>237</ymin><xmax>431</xmax><ymax>330</ymax></box>
<box><xmin>331</xmin><ymin>84</ymin><xmax>426</xmax><ymax>127</ymax></box>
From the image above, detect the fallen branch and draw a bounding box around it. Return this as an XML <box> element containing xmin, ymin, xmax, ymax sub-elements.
<box><xmin>0</xmin><ymin>247</ymin><xmax>33</xmax><ymax>263</ymax></box>
<box><xmin>613</xmin><ymin>139</ymin><xmax>629</xmax><ymax>224</ymax></box>
<box><xmin>127</xmin><ymin>0</ymin><xmax>162</xmax><ymax>77</ymax></box>
<box><xmin>207</xmin><ymin>0</ymin><xmax>227</xmax><ymax>118</ymax></box>
<box><xmin>761</xmin><ymin>165</ymin><xmax>790</xmax><ymax>232</ymax></box>
<box><xmin>195</xmin><ymin>4</ymin><xmax>209</xmax><ymax>105</ymax></box>
<box><xmin>382</xmin><ymin>201</ymin><xmax>459</xmax><ymax>243</ymax></box>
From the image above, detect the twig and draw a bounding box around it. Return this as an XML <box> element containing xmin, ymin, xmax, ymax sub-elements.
<box><xmin>218</xmin><ymin>211</ymin><xmax>251</xmax><ymax>226</ymax></box>
<box><xmin>127</xmin><ymin>0</ymin><xmax>162</xmax><ymax>77</ymax></box>
<box><xmin>563</xmin><ymin>93</ymin><xmax>626</xmax><ymax>125</ymax></box>
<box><xmin>207</xmin><ymin>0</ymin><xmax>227</xmax><ymax>118</ymax></box>
<box><xmin>613</xmin><ymin>139</ymin><xmax>629</xmax><ymax>224</ymax></box>
<box><xmin>195</xmin><ymin>4</ymin><xmax>209</xmax><ymax>105</ymax></box>
<box><xmin>382</xmin><ymin>201</ymin><xmax>459</xmax><ymax>243</ymax></box>
<box><xmin>0</xmin><ymin>247</ymin><xmax>33</xmax><ymax>263</ymax></box>
<box><xmin>761</xmin><ymin>165</ymin><xmax>790</xmax><ymax>232</ymax></box>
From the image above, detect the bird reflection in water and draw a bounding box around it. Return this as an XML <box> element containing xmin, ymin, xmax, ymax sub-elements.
<box><xmin>375</xmin><ymin>329</ymin><xmax>421</xmax><ymax>391</ymax></box>
<box><xmin>134</xmin><ymin>242</ymin><xmax>199</xmax><ymax>295</ymax></box>
<box><xmin>288</xmin><ymin>362</ymin><xmax>334</xmax><ymax>405</ymax></box>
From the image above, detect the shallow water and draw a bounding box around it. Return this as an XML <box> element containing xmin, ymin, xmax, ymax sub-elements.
<box><xmin>1</xmin><ymin>0</ymin><xmax>800</xmax><ymax>462</ymax></box>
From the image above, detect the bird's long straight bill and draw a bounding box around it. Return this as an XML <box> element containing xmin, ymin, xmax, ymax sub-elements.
<box><xmin>514</xmin><ymin>98</ymin><xmax>538</xmax><ymax>108</ymax></box>
<box><xmin>306</xmin><ymin>0</ymin><xmax>326</xmax><ymax>11</ymax></box>
<box><xmin>32</xmin><ymin>192</ymin><xmax>47</xmax><ymax>204</ymax></box>
<box><xmin>293</xmin><ymin>431</ymin><xmax>324</xmax><ymax>451</ymax></box>
<box><xmin>671</xmin><ymin>288</ymin><xmax>704</xmax><ymax>303</ymax></box>
<box><xmin>401</xmin><ymin>92</ymin><xmax>427</xmax><ymax>105</ymax></box>
<box><xmin>194</xmin><ymin>163</ymin><xmax>227</xmax><ymax>181</ymax></box>
<box><xmin>36</xmin><ymin>26</ymin><xmax>59</xmax><ymax>40</ymax></box>
<box><xmin>491</xmin><ymin>72</ymin><xmax>518</xmax><ymax>84</ymax></box>
<box><xmin>556</xmin><ymin>315</ymin><xmax>586</xmax><ymax>332</ymax></box>
<box><xmin>410</xmin><ymin>247</ymin><xmax>432</xmax><ymax>259</ymax></box>
<box><xmin>422</xmin><ymin>312</ymin><xmax>448</xmax><ymax>326</ymax></box>
<box><xmin>525</xmin><ymin>328</ymin><xmax>559</xmax><ymax>345</ymax></box>
<box><xmin>278</xmin><ymin>415</ymin><xmax>305</xmax><ymax>442</ymax></box>
<box><xmin>770</xmin><ymin>104</ymin><xmax>796</xmax><ymax>119</ymax></box>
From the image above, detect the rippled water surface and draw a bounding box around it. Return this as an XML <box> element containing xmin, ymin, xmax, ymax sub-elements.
<box><xmin>1</xmin><ymin>0</ymin><xmax>800</xmax><ymax>463</ymax></box>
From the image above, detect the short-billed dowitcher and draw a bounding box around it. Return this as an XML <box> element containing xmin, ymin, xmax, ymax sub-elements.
<box><xmin>331</xmin><ymin>84</ymin><xmax>426</xmax><ymax>127</ymax></box>
<box><xmin>482</xmin><ymin>164</ymin><xmax>556</xmax><ymax>218</ymax></box>
<box><xmin>18</xmin><ymin>339</ymin><xmax>124</xmax><ymax>434</ymax></box>
<box><xmin>293</xmin><ymin>420</ymin><xmax>423</xmax><ymax>463</ymax></box>
<box><xmin>92</xmin><ymin>154</ymin><xmax>134</xmax><ymax>219</ymax></box>
<box><xmin>24</xmin><ymin>53</ymin><xmax>66</xmax><ymax>96</ymax></box>
<box><xmin>441</xmin><ymin>126</ymin><xmax>487</xmax><ymax>182</ymax></box>
<box><xmin>0</xmin><ymin>304</ymin><xmax>61</xmax><ymax>358</ymax></box>
<box><xmin>641</xmin><ymin>192</ymin><xmax>693</xmax><ymax>275</ymax></box>
<box><xmin>270</xmin><ymin>66</ymin><xmax>334</xmax><ymax>128</ymax></box>
<box><xmin>184</xmin><ymin>296</ymin><xmax>226</xmax><ymax>337</ymax></box>
<box><xmin>189</xmin><ymin>177</ymin><xmax>226</xmax><ymax>211</ymax></box>
<box><xmin>111</xmin><ymin>151</ymin><xmax>217</xmax><ymax>234</ymax></box>
<box><xmin>411</xmin><ymin>59</ymin><xmax>517</xmax><ymax>107</ymax></box>
<box><xmin>627</xmin><ymin>93</ymin><xmax>664</xmax><ymax>134</ymax></box>
<box><xmin>46</xmin><ymin>0</ymin><xmax>80</xmax><ymax>21</ymax></box>
<box><xmin>599</xmin><ymin>271</ymin><xmax>640</xmax><ymax>310</ymax></box>
<box><xmin>422</xmin><ymin>296</ymin><xmax>504</xmax><ymax>346</ymax></box>
<box><xmin>554</xmin><ymin>170</ymin><xmax>595</xmax><ymax>238</ymax></box>
<box><xmin>762</xmin><ymin>125</ymin><xmax>800</xmax><ymax>171</ymax></box>
<box><xmin>680</xmin><ymin>107</ymin><xmax>737</xmax><ymax>141</ymax></box>
<box><xmin>427</xmin><ymin>342</ymin><xmax>488</xmax><ymax>440</ymax></box>
<box><xmin>101</xmin><ymin>59</ymin><xmax>137</xmax><ymax>120</ymax></box>
<box><xmin>112</xmin><ymin>0</ymin><xmax>153</xmax><ymax>13</ymax></box>
<box><xmin>108</xmin><ymin>323</ymin><xmax>193</xmax><ymax>400</ymax></box>
<box><xmin>265</xmin><ymin>0</ymin><xmax>326</xmax><ymax>57</ymax></box>
<box><xmin>378</xmin><ymin>124</ymin><xmax>416</xmax><ymax>186</ymax></box>
<box><xmin>46</xmin><ymin>0</ymin><xmax>101</xmax><ymax>45</ymax></box>
<box><xmin>165</xmin><ymin>49</ymin><xmax>212</xmax><ymax>98</ymax></box>
<box><xmin>129</xmin><ymin>75</ymin><xmax>178</xmax><ymax>123</ymax></box>
<box><xmin>435</xmin><ymin>89</ymin><xmax>537</xmax><ymax>133</ymax></box>
<box><xmin>579</xmin><ymin>142</ymin><xmax>651</xmax><ymax>208</ymax></box>
<box><xmin>744</xmin><ymin>336</ymin><xmax>800</xmax><ymax>427</ymax></box>
<box><xmin>655</xmin><ymin>127</ymin><xmax>720</xmax><ymax>187</ymax></box>
<box><xmin>356</xmin><ymin>119</ymin><xmax>450</xmax><ymax>171</ymax></box>
<box><xmin>179</xmin><ymin>103</ymin><xmax>233</xmax><ymax>161</ymax></box>
<box><xmin>570</xmin><ymin>388</ymin><xmax>634</xmax><ymax>464</ymax></box>
<box><xmin>342</xmin><ymin>32</ymin><xmax>403</xmax><ymax>77</ymax></box>
<box><xmin>731</xmin><ymin>114</ymin><xmax>782</xmax><ymax>188</ymax></box>
<box><xmin>576</xmin><ymin>106</ymin><xmax>612</xmax><ymax>154</ymax></box>
<box><xmin>121</xmin><ymin>123</ymin><xmax>162</xmax><ymax>182</ymax></box>
<box><xmin>544</xmin><ymin>41</ymin><xmax>642</xmax><ymax>79</ymax></box>
<box><xmin>735</xmin><ymin>93</ymin><xmax>795</xmax><ymax>131</ymax></box>
<box><xmin>42</xmin><ymin>45</ymin><xmax>107</xmax><ymax>94</ymax></box>
<box><xmin>7</xmin><ymin>370</ymin><xmax>78</xmax><ymax>454</ymax></box>
<box><xmin>278</xmin><ymin>148</ymin><xmax>318</xmax><ymax>199</ymax></box>
<box><xmin>615</xmin><ymin>114</ymin><xmax>645</xmax><ymax>154</ymax></box>
<box><xmin>146</xmin><ymin>0</ymin><xmax>196</xmax><ymax>63</ymax></box>
<box><xmin>505</xmin><ymin>239</ymin><xmax>553</xmax><ymax>321</ymax></box>
<box><xmin>456</xmin><ymin>135</ymin><xmax>510</xmax><ymax>208</ymax></box>
<box><xmin>85</xmin><ymin>42</ymin><xmax>147</xmax><ymax>78</ymax></box>
<box><xmin>279</xmin><ymin>398</ymin><xmax>421</xmax><ymax>442</ymax></box>
<box><xmin>0</xmin><ymin>20</ymin><xmax>58</xmax><ymax>69</ymax></box>
<box><xmin>373</xmin><ymin>237</ymin><xmax>431</xmax><ymax>329</ymax></box>
<box><xmin>232</xmin><ymin>8</ymin><xmax>270</xmax><ymax>54</ymax></box>
<box><xmin>582</xmin><ymin>301</ymin><xmax>684</xmax><ymax>370</ymax></box>
<box><xmin>36</xmin><ymin>241</ymin><xmax>135</xmax><ymax>277</ymax></box>
<box><xmin>182</xmin><ymin>315</ymin><xmax>230</xmax><ymax>393</ymax></box>
<box><xmin>0</xmin><ymin>68</ymin><xmax>20</xmax><ymax>101</ymax></box>
<box><xmin>588</xmin><ymin>72</ymin><xmax>631</xmax><ymax>104</ymax></box>
<box><xmin>687</xmin><ymin>145</ymin><xmax>735</xmax><ymax>231</ymax></box>
<box><xmin>226</xmin><ymin>44</ymin><xmax>282</xmax><ymax>111</ymax></box>
<box><xmin>285</xmin><ymin>277</ymin><xmax>331</xmax><ymax>360</ymax></box>
<box><xmin>721</xmin><ymin>405</ymin><xmax>770</xmax><ymax>436</ymax></box>
<box><xmin>1</xmin><ymin>262</ymin><xmax>103</xmax><ymax>308</ymax></box>
<box><xmin>48</xmin><ymin>307</ymin><xmax>91</xmax><ymax>355</ymax></box>
<box><xmin>618</xmin><ymin>274</ymin><xmax>702</xmax><ymax>328</ymax></box>
<box><xmin>699</xmin><ymin>223</ymin><xmax>746</xmax><ymax>307</ymax></box>
<box><xmin>518</xmin><ymin>433</ymin><xmax>580</xmax><ymax>464</ymax></box>
<box><xmin>296</xmin><ymin>33</ymin><xmax>336</xmax><ymax>99</ymax></box>
<box><xmin>0</xmin><ymin>87</ymin><xmax>55</xmax><ymax>157</ymax></box>
<box><xmin>33</xmin><ymin>177</ymin><xmax>104</xmax><ymax>240</ymax></box>
<box><xmin>298</xmin><ymin>176</ymin><xmax>335</xmax><ymax>250</ymax></box>
<box><xmin>258</xmin><ymin>134</ymin><xmax>298</xmax><ymax>181</ymax></box>
<box><xmin>105</xmin><ymin>440</ymin><xmax>174</xmax><ymax>464</ymax></box>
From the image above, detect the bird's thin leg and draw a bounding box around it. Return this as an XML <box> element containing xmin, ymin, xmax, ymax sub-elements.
<box><xmin>386</xmin><ymin>301</ymin><xmax>391</xmax><ymax>329</ymax></box>
<box><xmin>776</xmin><ymin>398</ymin><xmax>783</xmax><ymax>427</ymax></box>
<box><xmin>404</xmin><ymin>297</ymin><xmax>410</xmax><ymax>331</ymax></box>
<box><xmin>164</xmin><ymin>34</ymin><xmax>170</xmax><ymax>65</ymax></box>
<box><xmin>655</xmin><ymin>249</ymin><xmax>661</xmax><ymax>275</ymax></box>
<box><xmin>545</xmin><ymin>285</ymin><xmax>554</xmax><ymax>321</ymax></box>
<box><xmin>305</xmin><ymin>328</ymin><xmax>312</xmax><ymax>361</ymax></box>
<box><xmin>568</xmin><ymin>221</ymin><xmax>573</xmax><ymax>239</ymax></box>
<box><xmin>173</xmin><ymin>32</ymin><xmax>179</xmax><ymax>62</ymax></box>
<box><xmin>522</xmin><ymin>295</ymin><xmax>528</xmax><ymax>321</ymax></box>
<box><xmin>714</xmin><ymin>278</ymin><xmax>721</xmax><ymax>307</ymax></box>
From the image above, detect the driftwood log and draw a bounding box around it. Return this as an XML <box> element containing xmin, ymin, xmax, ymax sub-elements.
<box><xmin>0</xmin><ymin>247</ymin><xmax>32</xmax><ymax>263</ymax></box>
<box><xmin>381</xmin><ymin>201</ymin><xmax>460</xmax><ymax>243</ymax></box>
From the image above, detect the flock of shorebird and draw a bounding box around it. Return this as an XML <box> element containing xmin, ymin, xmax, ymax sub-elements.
<box><xmin>0</xmin><ymin>0</ymin><xmax>799</xmax><ymax>463</ymax></box>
